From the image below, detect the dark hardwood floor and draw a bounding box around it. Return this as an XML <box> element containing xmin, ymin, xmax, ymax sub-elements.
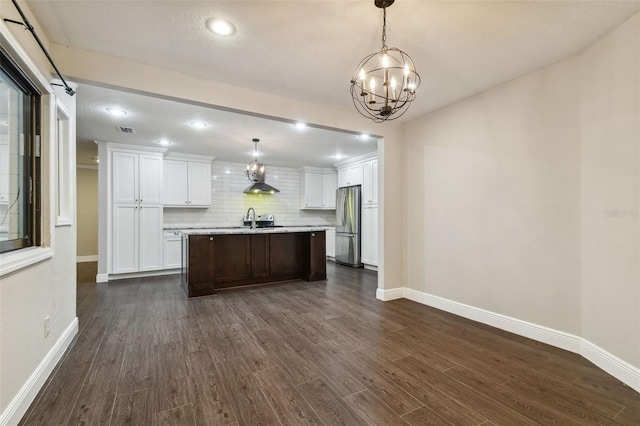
<box><xmin>20</xmin><ymin>262</ymin><xmax>639</xmax><ymax>425</ymax></box>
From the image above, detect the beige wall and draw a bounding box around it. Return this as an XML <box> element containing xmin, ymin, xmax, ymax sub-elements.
<box><xmin>404</xmin><ymin>52</ymin><xmax>583</xmax><ymax>333</ymax></box>
<box><xmin>76</xmin><ymin>167</ymin><xmax>98</xmax><ymax>257</ymax></box>
<box><xmin>579</xmin><ymin>15</ymin><xmax>639</xmax><ymax>367</ymax></box>
<box><xmin>0</xmin><ymin>0</ymin><xmax>77</xmax><ymax>420</ymax></box>
<box><xmin>403</xmin><ymin>13</ymin><xmax>639</xmax><ymax>368</ymax></box>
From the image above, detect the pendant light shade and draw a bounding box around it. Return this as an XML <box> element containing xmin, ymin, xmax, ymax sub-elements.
<box><xmin>350</xmin><ymin>0</ymin><xmax>420</xmax><ymax>122</ymax></box>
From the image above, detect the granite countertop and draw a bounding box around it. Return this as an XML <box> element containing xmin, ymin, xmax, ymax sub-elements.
<box><xmin>177</xmin><ymin>226</ymin><xmax>332</xmax><ymax>235</ymax></box>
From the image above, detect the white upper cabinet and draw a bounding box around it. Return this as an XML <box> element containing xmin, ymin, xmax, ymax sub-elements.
<box><xmin>112</xmin><ymin>151</ymin><xmax>139</xmax><ymax>203</ymax></box>
<box><xmin>139</xmin><ymin>154</ymin><xmax>164</xmax><ymax>204</ymax></box>
<box><xmin>187</xmin><ymin>162</ymin><xmax>212</xmax><ymax>206</ymax></box>
<box><xmin>322</xmin><ymin>173</ymin><xmax>338</xmax><ymax>209</ymax></box>
<box><xmin>337</xmin><ymin>163</ymin><xmax>363</xmax><ymax>188</ymax></box>
<box><xmin>112</xmin><ymin>151</ymin><xmax>163</xmax><ymax>204</ymax></box>
<box><xmin>299</xmin><ymin>167</ymin><xmax>337</xmax><ymax>210</ymax></box>
<box><xmin>362</xmin><ymin>159</ymin><xmax>378</xmax><ymax>205</ymax></box>
<box><xmin>163</xmin><ymin>154</ymin><xmax>213</xmax><ymax>208</ymax></box>
<box><xmin>163</xmin><ymin>160</ymin><xmax>188</xmax><ymax>205</ymax></box>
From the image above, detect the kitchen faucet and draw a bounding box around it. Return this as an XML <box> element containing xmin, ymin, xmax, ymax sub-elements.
<box><xmin>246</xmin><ymin>207</ymin><xmax>256</xmax><ymax>229</ymax></box>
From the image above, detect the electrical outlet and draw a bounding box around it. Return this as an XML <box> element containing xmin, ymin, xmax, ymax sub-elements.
<box><xmin>44</xmin><ymin>316</ymin><xmax>50</xmax><ymax>338</ymax></box>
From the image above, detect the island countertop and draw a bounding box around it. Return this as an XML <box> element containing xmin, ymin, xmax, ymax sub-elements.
<box><xmin>176</xmin><ymin>226</ymin><xmax>332</xmax><ymax>235</ymax></box>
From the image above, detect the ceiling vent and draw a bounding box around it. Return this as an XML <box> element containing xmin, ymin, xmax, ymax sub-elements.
<box><xmin>117</xmin><ymin>126</ymin><xmax>135</xmax><ymax>134</ymax></box>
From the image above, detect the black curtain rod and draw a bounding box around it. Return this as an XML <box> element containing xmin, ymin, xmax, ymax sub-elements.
<box><xmin>4</xmin><ymin>0</ymin><xmax>75</xmax><ymax>96</ymax></box>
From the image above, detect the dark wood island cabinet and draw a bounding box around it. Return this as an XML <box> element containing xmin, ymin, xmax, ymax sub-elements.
<box><xmin>181</xmin><ymin>229</ymin><xmax>326</xmax><ymax>297</ymax></box>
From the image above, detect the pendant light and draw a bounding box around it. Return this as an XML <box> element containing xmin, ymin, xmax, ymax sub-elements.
<box><xmin>246</xmin><ymin>138</ymin><xmax>266</xmax><ymax>182</ymax></box>
<box><xmin>350</xmin><ymin>0</ymin><xmax>420</xmax><ymax>122</ymax></box>
<box><xmin>244</xmin><ymin>138</ymin><xmax>280</xmax><ymax>194</ymax></box>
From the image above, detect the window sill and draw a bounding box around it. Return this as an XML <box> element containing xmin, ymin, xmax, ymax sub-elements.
<box><xmin>0</xmin><ymin>247</ymin><xmax>53</xmax><ymax>277</ymax></box>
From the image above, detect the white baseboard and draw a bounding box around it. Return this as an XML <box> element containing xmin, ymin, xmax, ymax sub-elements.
<box><xmin>76</xmin><ymin>255</ymin><xmax>98</xmax><ymax>263</ymax></box>
<box><xmin>364</xmin><ymin>264</ymin><xmax>378</xmax><ymax>272</ymax></box>
<box><xmin>108</xmin><ymin>269</ymin><xmax>181</xmax><ymax>281</ymax></box>
<box><xmin>376</xmin><ymin>287</ymin><xmax>404</xmax><ymax>301</ymax></box>
<box><xmin>96</xmin><ymin>273</ymin><xmax>109</xmax><ymax>283</ymax></box>
<box><xmin>580</xmin><ymin>339</ymin><xmax>640</xmax><ymax>393</ymax></box>
<box><xmin>385</xmin><ymin>287</ymin><xmax>640</xmax><ymax>393</ymax></box>
<box><xmin>0</xmin><ymin>317</ymin><xmax>78</xmax><ymax>426</ymax></box>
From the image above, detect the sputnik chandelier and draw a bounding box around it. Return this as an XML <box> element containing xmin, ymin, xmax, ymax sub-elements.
<box><xmin>350</xmin><ymin>0</ymin><xmax>420</xmax><ymax>122</ymax></box>
<box><xmin>246</xmin><ymin>138</ymin><xmax>266</xmax><ymax>182</ymax></box>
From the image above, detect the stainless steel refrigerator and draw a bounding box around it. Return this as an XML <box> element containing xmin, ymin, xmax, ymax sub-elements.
<box><xmin>335</xmin><ymin>185</ymin><xmax>363</xmax><ymax>267</ymax></box>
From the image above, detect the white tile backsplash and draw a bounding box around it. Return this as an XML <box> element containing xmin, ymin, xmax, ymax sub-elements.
<box><xmin>163</xmin><ymin>161</ymin><xmax>336</xmax><ymax>228</ymax></box>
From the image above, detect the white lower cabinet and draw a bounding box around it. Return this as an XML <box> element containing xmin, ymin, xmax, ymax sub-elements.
<box><xmin>164</xmin><ymin>232</ymin><xmax>182</xmax><ymax>269</ymax></box>
<box><xmin>112</xmin><ymin>204</ymin><xmax>163</xmax><ymax>273</ymax></box>
<box><xmin>325</xmin><ymin>227</ymin><xmax>336</xmax><ymax>258</ymax></box>
<box><xmin>361</xmin><ymin>205</ymin><xmax>378</xmax><ymax>266</ymax></box>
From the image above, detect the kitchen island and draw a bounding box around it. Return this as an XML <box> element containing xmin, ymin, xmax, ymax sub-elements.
<box><xmin>180</xmin><ymin>227</ymin><xmax>328</xmax><ymax>297</ymax></box>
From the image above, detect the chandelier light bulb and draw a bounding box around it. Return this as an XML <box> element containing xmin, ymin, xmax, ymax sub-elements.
<box><xmin>391</xmin><ymin>77</ymin><xmax>397</xmax><ymax>100</ymax></box>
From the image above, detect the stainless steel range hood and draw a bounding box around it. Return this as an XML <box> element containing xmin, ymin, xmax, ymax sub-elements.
<box><xmin>243</xmin><ymin>179</ymin><xmax>280</xmax><ymax>194</ymax></box>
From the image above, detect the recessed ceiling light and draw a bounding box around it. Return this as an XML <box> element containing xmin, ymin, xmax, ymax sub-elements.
<box><xmin>190</xmin><ymin>121</ymin><xmax>208</xmax><ymax>129</ymax></box>
<box><xmin>293</xmin><ymin>122</ymin><xmax>307</xmax><ymax>130</ymax></box>
<box><xmin>332</xmin><ymin>154</ymin><xmax>345</xmax><ymax>160</ymax></box>
<box><xmin>206</xmin><ymin>18</ymin><xmax>236</xmax><ymax>36</ymax></box>
<box><xmin>157</xmin><ymin>139</ymin><xmax>173</xmax><ymax>146</ymax></box>
<box><xmin>359</xmin><ymin>133</ymin><xmax>370</xmax><ymax>140</ymax></box>
<box><xmin>106</xmin><ymin>107</ymin><xmax>127</xmax><ymax>116</ymax></box>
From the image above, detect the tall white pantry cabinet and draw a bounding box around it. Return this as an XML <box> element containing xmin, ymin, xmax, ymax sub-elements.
<box><xmin>108</xmin><ymin>146</ymin><xmax>165</xmax><ymax>274</ymax></box>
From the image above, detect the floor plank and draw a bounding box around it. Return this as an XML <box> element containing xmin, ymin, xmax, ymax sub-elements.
<box><xmin>253</xmin><ymin>367</ymin><xmax>323</xmax><ymax>425</ymax></box>
<box><xmin>18</xmin><ymin>262</ymin><xmax>639</xmax><ymax>426</ymax></box>
<box><xmin>295</xmin><ymin>378</ymin><xmax>369</xmax><ymax>426</ymax></box>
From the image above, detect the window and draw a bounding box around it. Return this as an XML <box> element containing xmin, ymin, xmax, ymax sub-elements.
<box><xmin>0</xmin><ymin>48</ymin><xmax>41</xmax><ymax>253</ymax></box>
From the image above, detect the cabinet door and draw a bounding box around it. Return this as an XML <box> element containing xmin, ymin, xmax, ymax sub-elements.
<box><xmin>164</xmin><ymin>160</ymin><xmax>188</xmax><ymax>205</ymax></box>
<box><xmin>139</xmin><ymin>154</ymin><xmax>163</xmax><ymax>204</ymax></box>
<box><xmin>188</xmin><ymin>162</ymin><xmax>212</xmax><ymax>206</ymax></box>
<box><xmin>347</xmin><ymin>164</ymin><xmax>363</xmax><ymax>186</ymax></box>
<box><xmin>303</xmin><ymin>172</ymin><xmax>324</xmax><ymax>208</ymax></box>
<box><xmin>139</xmin><ymin>205</ymin><xmax>164</xmax><ymax>271</ymax></box>
<box><xmin>325</xmin><ymin>227</ymin><xmax>335</xmax><ymax>258</ymax></box>
<box><xmin>371</xmin><ymin>160</ymin><xmax>379</xmax><ymax>204</ymax></box>
<box><xmin>322</xmin><ymin>173</ymin><xmax>337</xmax><ymax>208</ymax></box>
<box><xmin>361</xmin><ymin>206</ymin><xmax>373</xmax><ymax>265</ymax></box>
<box><xmin>112</xmin><ymin>152</ymin><xmax>138</xmax><ymax>203</ymax></box>
<box><xmin>304</xmin><ymin>231</ymin><xmax>326</xmax><ymax>281</ymax></box>
<box><xmin>164</xmin><ymin>235</ymin><xmax>182</xmax><ymax>269</ymax></box>
<box><xmin>371</xmin><ymin>206</ymin><xmax>379</xmax><ymax>265</ymax></box>
<box><xmin>362</xmin><ymin>161</ymin><xmax>373</xmax><ymax>204</ymax></box>
<box><xmin>211</xmin><ymin>234</ymin><xmax>251</xmax><ymax>284</ymax></box>
<box><xmin>337</xmin><ymin>167</ymin><xmax>349</xmax><ymax>188</ymax></box>
<box><xmin>112</xmin><ymin>204</ymin><xmax>138</xmax><ymax>273</ymax></box>
<box><xmin>250</xmin><ymin>234</ymin><xmax>270</xmax><ymax>278</ymax></box>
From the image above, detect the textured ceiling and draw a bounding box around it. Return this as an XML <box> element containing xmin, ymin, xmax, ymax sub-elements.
<box><xmin>22</xmin><ymin>0</ymin><xmax>640</xmax><ymax>165</ymax></box>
